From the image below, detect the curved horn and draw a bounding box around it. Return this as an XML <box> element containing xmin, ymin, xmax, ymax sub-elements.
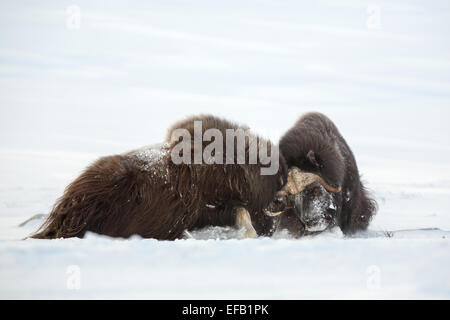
<box><xmin>278</xmin><ymin>174</ymin><xmax>298</xmax><ymax>195</ymax></box>
<box><xmin>282</xmin><ymin>167</ymin><xmax>342</xmax><ymax>195</ymax></box>
<box><xmin>263</xmin><ymin>209</ymin><xmax>284</xmax><ymax>217</ymax></box>
<box><xmin>310</xmin><ymin>174</ymin><xmax>342</xmax><ymax>193</ymax></box>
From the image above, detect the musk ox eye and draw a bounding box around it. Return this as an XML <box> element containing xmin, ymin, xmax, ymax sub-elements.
<box><xmin>312</xmin><ymin>187</ymin><xmax>321</xmax><ymax>197</ymax></box>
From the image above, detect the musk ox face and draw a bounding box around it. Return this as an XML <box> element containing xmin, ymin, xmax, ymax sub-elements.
<box><xmin>266</xmin><ymin>166</ymin><xmax>341</xmax><ymax>234</ymax></box>
<box><xmin>278</xmin><ymin>112</ymin><xmax>377</xmax><ymax>236</ymax></box>
<box><xmin>289</xmin><ymin>183</ymin><xmax>337</xmax><ymax>232</ymax></box>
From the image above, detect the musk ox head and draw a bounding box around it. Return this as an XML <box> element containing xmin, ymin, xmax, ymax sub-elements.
<box><xmin>266</xmin><ymin>166</ymin><xmax>341</xmax><ymax>233</ymax></box>
<box><xmin>276</xmin><ymin>112</ymin><xmax>377</xmax><ymax>236</ymax></box>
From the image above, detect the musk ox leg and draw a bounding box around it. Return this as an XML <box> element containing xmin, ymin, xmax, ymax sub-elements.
<box><xmin>235</xmin><ymin>207</ymin><xmax>257</xmax><ymax>239</ymax></box>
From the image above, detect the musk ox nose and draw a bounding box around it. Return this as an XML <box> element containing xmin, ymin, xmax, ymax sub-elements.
<box><xmin>326</xmin><ymin>208</ymin><xmax>336</xmax><ymax>218</ymax></box>
<box><xmin>303</xmin><ymin>210</ymin><xmax>335</xmax><ymax>230</ymax></box>
<box><xmin>303</xmin><ymin>217</ymin><xmax>320</xmax><ymax>227</ymax></box>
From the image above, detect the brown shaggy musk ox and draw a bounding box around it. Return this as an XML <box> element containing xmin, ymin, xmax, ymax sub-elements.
<box><xmin>272</xmin><ymin>112</ymin><xmax>377</xmax><ymax>236</ymax></box>
<box><xmin>31</xmin><ymin>115</ymin><xmax>287</xmax><ymax>240</ymax></box>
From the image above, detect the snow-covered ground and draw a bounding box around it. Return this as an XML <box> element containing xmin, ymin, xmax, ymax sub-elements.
<box><xmin>1</xmin><ymin>1</ymin><xmax>450</xmax><ymax>299</ymax></box>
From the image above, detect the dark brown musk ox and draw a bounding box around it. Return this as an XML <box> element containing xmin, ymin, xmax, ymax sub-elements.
<box><xmin>31</xmin><ymin>114</ymin><xmax>287</xmax><ymax>240</ymax></box>
<box><xmin>268</xmin><ymin>112</ymin><xmax>377</xmax><ymax>236</ymax></box>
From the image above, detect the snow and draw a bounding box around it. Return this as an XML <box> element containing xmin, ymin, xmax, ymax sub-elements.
<box><xmin>131</xmin><ymin>144</ymin><xmax>169</xmax><ymax>167</ymax></box>
<box><xmin>128</xmin><ymin>143</ymin><xmax>170</xmax><ymax>177</ymax></box>
<box><xmin>1</xmin><ymin>1</ymin><xmax>450</xmax><ymax>299</ymax></box>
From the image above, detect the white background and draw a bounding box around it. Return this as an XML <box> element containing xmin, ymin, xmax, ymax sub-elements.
<box><xmin>0</xmin><ymin>0</ymin><xmax>449</xmax><ymax>299</ymax></box>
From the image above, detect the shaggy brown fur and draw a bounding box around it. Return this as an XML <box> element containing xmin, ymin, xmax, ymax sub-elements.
<box><xmin>31</xmin><ymin>115</ymin><xmax>287</xmax><ymax>240</ymax></box>
<box><xmin>165</xmin><ymin>114</ymin><xmax>287</xmax><ymax>236</ymax></box>
<box><xmin>279</xmin><ymin>112</ymin><xmax>377</xmax><ymax>234</ymax></box>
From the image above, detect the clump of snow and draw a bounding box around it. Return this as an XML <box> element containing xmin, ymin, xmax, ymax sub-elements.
<box><xmin>132</xmin><ymin>143</ymin><xmax>169</xmax><ymax>167</ymax></box>
<box><xmin>272</xmin><ymin>228</ymin><xmax>297</xmax><ymax>239</ymax></box>
<box><xmin>186</xmin><ymin>226</ymin><xmax>246</xmax><ymax>240</ymax></box>
<box><xmin>128</xmin><ymin>143</ymin><xmax>170</xmax><ymax>179</ymax></box>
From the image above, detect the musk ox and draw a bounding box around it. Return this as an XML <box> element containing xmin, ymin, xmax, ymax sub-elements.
<box><xmin>31</xmin><ymin>115</ymin><xmax>287</xmax><ymax>240</ymax></box>
<box><xmin>270</xmin><ymin>112</ymin><xmax>377</xmax><ymax>236</ymax></box>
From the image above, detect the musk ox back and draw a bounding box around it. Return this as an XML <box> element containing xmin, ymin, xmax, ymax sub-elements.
<box><xmin>276</xmin><ymin>112</ymin><xmax>377</xmax><ymax>235</ymax></box>
<box><xmin>165</xmin><ymin>114</ymin><xmax>287</xmax><ymax>236</ymax></box>
<box><xmin>31</xmin><ymin>115</ymin><xmax>287</xmax><ymax>240</ymax></box>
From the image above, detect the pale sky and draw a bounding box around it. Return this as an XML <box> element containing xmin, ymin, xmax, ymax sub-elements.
<box><xmin>0</xmin><ymin>0</ymin><xmax>449</xmax><ymax>159</ymax></box>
